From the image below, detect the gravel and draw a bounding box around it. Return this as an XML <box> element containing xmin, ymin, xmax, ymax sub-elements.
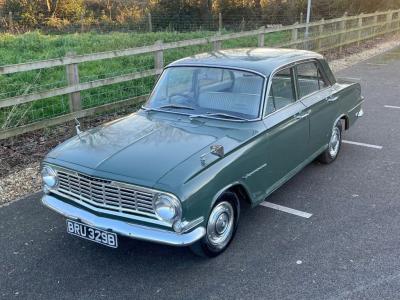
<box><xmin>0</xmin><ymin>162</ymin><xmax>40</xmax><ymax>206</ymax></box>
<box><xmin>1</xmin><ymin>34</ymin><xmax>400</xmax><ymax>205</ymax></box>
<box><xmin>328</xmin><ymin>34</ymin><xmax>400</xmax><ymax>72</ymax></box>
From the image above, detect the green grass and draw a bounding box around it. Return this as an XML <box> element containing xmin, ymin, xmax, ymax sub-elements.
<box><xmin>0</xmin><ymin>30</ymin><xmax>287</xmax><ymax>129</ymax></box>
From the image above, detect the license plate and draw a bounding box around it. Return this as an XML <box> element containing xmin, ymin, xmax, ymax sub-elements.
<box><xmin>66</xmin><ymin>220</ymin><xmax>118</xmax><ymax>248</ymax></box>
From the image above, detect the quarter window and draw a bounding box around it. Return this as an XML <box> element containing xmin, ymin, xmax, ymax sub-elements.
<box><xmin>296</xmin><ymin>62</ymin><xmax>329</xmax><ymax>99</ymax></box>
<box><xmin>266</xmin><ymin>68</ymin><xmax>296</xmax><ymax>115</ymax></box>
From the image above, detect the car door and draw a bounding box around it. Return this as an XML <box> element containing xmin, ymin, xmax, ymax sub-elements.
<box><xmin>260</xmin><ymin>66</ymin><xmax>310</xmax><ymax>195</ymax></box>
<box><xmin>296</xmin><ymin>61</ymin><xmax>339</xmax><ymax>154</ymax></box>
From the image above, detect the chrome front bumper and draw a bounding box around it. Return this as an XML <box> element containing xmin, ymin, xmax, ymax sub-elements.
<box><xmin>42</xmin><ymin>195</ymin><xmax>206</xmax><ymax>247</ymax></box>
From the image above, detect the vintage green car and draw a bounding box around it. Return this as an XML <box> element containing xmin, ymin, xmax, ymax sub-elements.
<box><xmin>42</xmin><ymin>48</ymin><xmax>363</xmax><ymax>257</ymax></box>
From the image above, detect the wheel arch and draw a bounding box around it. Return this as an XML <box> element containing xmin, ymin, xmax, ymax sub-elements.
<box><xmin>211</xmin><ymin>182</ymin><xmax>253</xmax><ymax>213</ymax></box>
<box><xmin>339</xmin><ymin>114</ymin><xmax>349</xmax><ymax>130</ymax></box>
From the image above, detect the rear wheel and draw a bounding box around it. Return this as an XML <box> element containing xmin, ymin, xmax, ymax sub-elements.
<box><xmin>318</xmin><ymin>120</ymin><xmax>343</xmax><ymax>164</ymax></box>
<box><xmin>190</xmin><ymin>192</ymin><xmax>239</xmax><ymax>257</ymax></box>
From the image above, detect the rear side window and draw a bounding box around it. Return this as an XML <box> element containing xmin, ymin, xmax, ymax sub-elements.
<box><xmin>296</xmin><ymin>62</ymin><xmax>329</xmax><ymax>98</ymax></box>
<box><xmin>266</xmin><ymin>67</ymin><xmax>296</xmax><ymax>114</ymax></box>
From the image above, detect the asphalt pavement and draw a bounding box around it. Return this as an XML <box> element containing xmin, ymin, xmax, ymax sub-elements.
<box><xmin>1</xmin><ymin>48</ymin><xmax>400</xmax><ymax>300</ymax></box>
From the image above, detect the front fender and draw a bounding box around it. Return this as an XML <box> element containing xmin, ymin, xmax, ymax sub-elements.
<box><xmin>156</xmin><ymin>143</ymin><xmax>261</xmax><ymax>226</ymax></box>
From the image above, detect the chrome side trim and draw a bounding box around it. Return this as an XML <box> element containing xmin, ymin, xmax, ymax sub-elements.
<box><xmin>242</xmin><ymin>163</ymin><xmax>268</xmax><ymax>180</ymax></box>
<box><xmin>348</xmin><ymin>98</ymin><xmax>365</xmax><ymax>113</ymax></box>
<box><xmin>42</xmin><ymin>195</ymin><xmax>205</xmax><ymax>247</ymax></box>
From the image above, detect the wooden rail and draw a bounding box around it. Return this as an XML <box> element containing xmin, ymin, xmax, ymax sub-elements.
<box><xmin>1</xmin><ymin>9</ymin><xmax>399</xmax><ymax>140</ymax></box>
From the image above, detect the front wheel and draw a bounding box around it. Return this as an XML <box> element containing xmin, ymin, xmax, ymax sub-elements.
<box><xmin>318</xmin><ymin>120</ymin><xmax>343</xmax><ymax>164</ymax></box>
<box><xmin>190</xmin><ymin>193</ymin><xmax>239</xmax><ymax>257</ymax></box>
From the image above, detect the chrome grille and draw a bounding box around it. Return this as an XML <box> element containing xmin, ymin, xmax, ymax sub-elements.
<box><xmin>56</xmin><ymin>169</ymin><xmax>156</xmax><ymax>218</ymax></box>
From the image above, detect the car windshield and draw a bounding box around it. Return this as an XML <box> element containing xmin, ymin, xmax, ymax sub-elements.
<box><xmin>144</xmin><ymin>66</ymin><xmax>264</xmax><ymax>120</ymax></box>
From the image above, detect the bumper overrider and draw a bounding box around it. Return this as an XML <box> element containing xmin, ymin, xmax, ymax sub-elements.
<box><xmin>42</xmin><ymin>194</ymin><xmax>206</xmax><ymax>246</ymax></box>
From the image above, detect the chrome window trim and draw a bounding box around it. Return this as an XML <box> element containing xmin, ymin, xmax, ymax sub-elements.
<box><xmin>263</xmin><ymin>58</ymin><xmax>332</xmax><ymax>118</ymax></box>
<box><xmin>163</xmin><ymin>64</ymin><xmax>267</xmax><ymax>79</ymax></box>
<box><xmin>295</xmin><ymin>59</ymin><xmax>332</xmax><ymax>101</ymax></box>
<box><xmin>297</xmin><ymin>85</ymin><xmax>333</xmax><ymax>102</ymax></box>
<box><xmin>262</xmin><ymin>98</ymin><xmax>301</xmax><ymax>120</ymax></box>
<box><xmin>143</xmin><ymin>64</ymin><xmax>268</xmax><ymax>122</ymax></box>
<box><xmin>262</xmin><ymin>63</ymin><xmax>298</xmax><ymax>118</ymax></box>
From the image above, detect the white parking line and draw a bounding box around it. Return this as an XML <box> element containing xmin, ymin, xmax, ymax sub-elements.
<box><xmin>342</xmin><ymin>140</ymin><xmax>383</xmax><ymax>149</ymax></box>
<box><xmin>366</xmin><ymin>62</ymin><xmax>388</xmax><ymax>66</ymax></box>
<box><xmin>260</xmin><ymin>202</ymin><xmax>313</xmax><ymax>219</ymax></box>
<box><xmin>337</xmin><ymin>76</ymin><xmax>361</xmax><ymax>82</ymax></box>
<box><xmin>384</xmin><ymin>105</ymin><xmax>400</xmax><ymax>109</ymax></box>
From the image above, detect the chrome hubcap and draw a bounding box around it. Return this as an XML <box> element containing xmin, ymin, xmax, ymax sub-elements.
<box><xmin>329</xmin><ymin>126</ymin><xmax>340</xmax><ymax>158</ymax></box>
<box><xmin>207</xmin><ymin>201</ymin><xmax>234</xmax><ymax>249</ymax></box>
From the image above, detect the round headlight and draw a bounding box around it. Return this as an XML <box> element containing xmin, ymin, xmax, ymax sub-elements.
<box><xmin>42</xmin><ymin>166</ymin><xmax>58</xmax><ymax>189</ymax></box>
<box><xmin>153</xmin><ymin>194</ymin><xmax>182</xmax><ymax>223</ymax></box>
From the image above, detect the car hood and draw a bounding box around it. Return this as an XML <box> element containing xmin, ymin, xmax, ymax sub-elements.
<box><xmin>46</xmin><ymin>112</ymin><xmax>262</xmax><ymax>187</ymax></box>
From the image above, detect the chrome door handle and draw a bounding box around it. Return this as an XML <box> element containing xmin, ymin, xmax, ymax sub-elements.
<box><xmin>327</xmin><ymin>95</ymin><xmax>339</xmax><ymax>102</ymax></box>
<box><xmin>294</xmin><ymin>110</ymin><xmax>310</xmax><ymax>120</ymax></box>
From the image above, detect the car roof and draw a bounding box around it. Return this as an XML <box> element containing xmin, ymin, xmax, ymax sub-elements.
<box><xmin>167</xmin><ymin>48</ymin><xmax>323</xmax><ymax>76</ymax></box>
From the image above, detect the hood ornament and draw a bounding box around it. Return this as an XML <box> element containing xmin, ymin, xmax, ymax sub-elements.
<box><xmin>200</xmin><ymin>144</ymin><xmax>225</xmax><ymax>166</ymax></box>
<box><xmin>210</xmin><ymin>144</ymin><xmax>224</xmax><ymax>158</ymax></box>
<box><xmin>74</xmin><ymin>118</ymin><xmax>82</xmax><ymax>137</ymax></box>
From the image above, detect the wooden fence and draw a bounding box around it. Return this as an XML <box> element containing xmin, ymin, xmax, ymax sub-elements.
<box><xmin>1</xmin><ymin>9</ymin><xmax>400</xmax><ymax>140</ymax></box>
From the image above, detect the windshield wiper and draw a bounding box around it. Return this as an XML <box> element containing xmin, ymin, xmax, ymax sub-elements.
<box><xmin>190</xmin><ymin>112</ymin><xmax>249</xmax><ymax>121</ymax></box>
<box><xmin>141</xmin><ymin>106</ymin><xmax>157</xmax><ymax>112</ymax></box>
<box><xmin>158</xmin><ymin>104</ymin><xmax>195</xmax><ymax>110</ymax></box>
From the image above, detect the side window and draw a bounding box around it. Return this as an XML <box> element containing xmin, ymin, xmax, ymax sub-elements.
<box><xmin>266</xmin><ymin>68</ymin><xmax>296</xmax><ymax>115</ymax></box>
<box><xmin>296</xmin><ymin>62</ymin><xmax>329</xmax><ymax>99</ymax></box>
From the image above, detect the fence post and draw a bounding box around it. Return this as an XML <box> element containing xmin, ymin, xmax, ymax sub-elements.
<box><xmin>154</xmin><ymin>40</ymin><xmax>164</xmax><ymax>73</ymax></box>
<box><xmin>8</xmin><ymin>11</ymin><xmax>12</xmax><ymax>30</ymax></box>
<box><xmin>65</xmin><ymin>52</ymin><xmax>82</xmax><ymax>112</ymax></box>
<box><xmin>317</xmin><ymin>19</ymin><xmax>324</xmax><ymax>51</ymax></box>
<box><xmin>291</xmin><ymin>22</ymin><xmax>298</xmax><ymax>48</ymax></box>
<box><xmin>397</xmin><ymin>11</ymin><xmax>400</xmax><ymax>31</ymax></box>
<box><xmin>218</xmin><ymin>12</ymin><xmax>222</xmax><ymax>33</ymax></box>
<box><xmin>373</xmin><ymin>12</ymin><xmax>378</xmax><ymax>37</ymax></box>
<box><xmin>148</xmin><ymin>13</ymin><xmax>153</xmax><ymax>32</ymax></box>
<box><xmin>388</xmin><ymin>10</ymin><xmax>395</xmax><ymax>33</ymax></box>
<box><xmin>339</xmin><ymin>12</ymin><xmax>347</xmax><ymax>53</ymax></box>
<box><xmin>213</xmin><ymin>33</ymin><xmax>222</xmax><ymax>51</ymax></box>
<box><xmin>383</xmin><ymin>11</ymin><xmax>389</xmax><ymax>34</ymax></box>
<box><xmin>258</xmin><ymin>26</ymin><xmax>265</xmax><ymax>47</ymax></box>
<box><xmin>357</xmin><ymin>13</ymin><xmax>363</xmax><ymax>47</ymax></box>
<box><xmin>397</xmin><ymin>10</ymin><xmax>400</xmax><ymax>31</ymax></box>
<box><xmin>300</xmin><ymin>12</ymin><xmax>303</xmax><ymax>24</ymax></box>
<box><xmin>240</xmin><ymin>17</ymin><xmax>245</xmax><ymax>31</ymax></box>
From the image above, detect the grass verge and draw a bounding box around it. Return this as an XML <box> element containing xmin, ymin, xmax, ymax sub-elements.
<box><xmin>0</xmin><ymin>30</ymin><xmax>286</xmax><ymax>129</ymax></box>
